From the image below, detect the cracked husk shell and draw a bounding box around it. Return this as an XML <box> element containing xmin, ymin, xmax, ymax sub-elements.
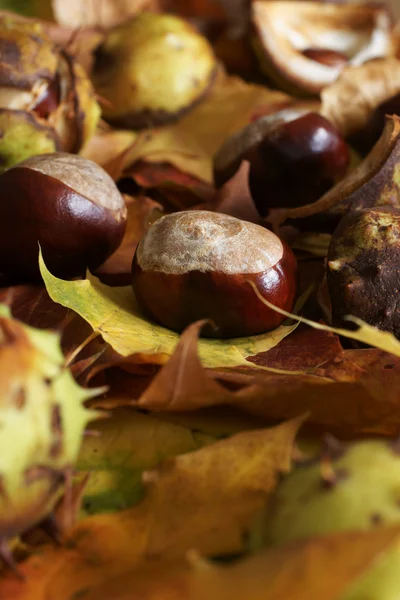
<box><xmin>0</xmin><ymin>19</ymin><xmax>100</xmax><ymax>165</ymax></box>
<box><xmin>321</xmin><ymin>57</ymin><xmax>400</xmax><ymax>139</ymax></box>
<box><xmin>0</xmin><ymin>18</ymin><xmax>58</xmax><ymax>90</ymax></box>
<box><xmin>251</xmin><ymin>1</ymin><xmax>394</xmax><ymax>96</ymax></box>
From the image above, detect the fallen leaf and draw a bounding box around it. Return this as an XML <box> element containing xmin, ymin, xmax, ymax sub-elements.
<box><xmin>94</xmin><ymin>195</ymin><xmax>162</xmax><ymax>286</ymax></box>
<box><xmin>127</xmin><ymin>161</ymin><xmax>214</xmax><ymax>206</ymax></box>
<box><xmin>80</xmin><ymin>129</ymin><xmax>138</xmax><ymax>179</ymax></box>
<box><xmin>0</xmin><ymin>418</ymin><xmax>303</xmax><ymax>597</ymax></box>
<box><xmin>123</xmin><ymin>71</ymin><xmax>291</xmax><ymax>183</ymax></box>
<box><xmin>79</xmin><ymin>527</ymin><xmax>400</xmax><ymax>600</ymax></box>
<box><xmin>198</xmin><ymin>161</ymin><xmax>262</xmax><ymax>223</ymax></box>
<box><xmin>112</xmin><ymin>313</ymin><xmax>400</xmax><ymax>437</ymax></box>
<box><xmin>39</xmin><ymin>253</ymin><xmax>298</xmax><ymax>369</ymax></box>
<box><xmin>249</xmin><ymin>279</ymin><xmax>400</xmax><ymax>358</ymax></box>
<box><xmin>77</xmin><ymin>408</ymin><xmax>215</xmax><ymax>515</ymax></box>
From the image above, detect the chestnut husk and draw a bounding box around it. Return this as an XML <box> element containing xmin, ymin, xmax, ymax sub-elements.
<box><xmin>327</xmin><ymin>205</ymin><xmax>400</xmax><ymax>337</ymax></box>
<box><xmin>91</xmin><ymin>12</ymin><xmax>217</xmax><ymax>129</ymax></box>
<box><xmin>0</xmin><ymin>19</ymin><xmax>100</xmax><ymax>170</ymax></box>
<box><xmin>321</xmin><ymin>57</ymin><xmax>400</xmax><ymax>154</ymax></box>
<box><xmin>251</xmin><ymin>1</ymin><xmax>394</xmax><ymax>96</ymax></box>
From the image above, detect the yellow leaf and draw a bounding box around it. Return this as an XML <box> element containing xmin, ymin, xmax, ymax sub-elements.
<box><xmin>39</xmin><ymin>253</ymin><xmax>297</xmax><ymax>369</ymax></box>
<box><xmin>250</xmin><ymin>281</ymin><xmax>400</xmax><ymax>358</ymax></box>
<box><xmin>78</xmin><ymin>408</ymin><xmax>215</xmax><ymax>515</ymax></box>
<box><xmin>0</xmin><ymin>418</ymin><xmax>303</xmax><ymax>598</ymax></box>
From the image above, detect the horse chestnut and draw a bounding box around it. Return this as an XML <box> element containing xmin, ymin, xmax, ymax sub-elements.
<box><xmin>0</xmin><ymin>153</ymin><xmax>127</xmax><ymax>282</ymax></box>
<box><xmin>132</xmin><ymin>211</ymin><xmax>297</xmax><ymax>338</ymax></box>
<box><xmin>248</xmin><ymin>112</ymin><xmax>350</xmax><ymax>215</ymax></box>
<box><xmin>327</xmin><ymin>206</ymin><xmax>400</xmax><ymax>336</ymax></box>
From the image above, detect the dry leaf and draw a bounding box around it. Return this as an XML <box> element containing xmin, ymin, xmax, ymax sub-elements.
<box><xmin>80</xmin><ymin>527</ymin><xmax>400</xmax><ymax>600</ymax></box>
<box><xmin>77</xmin><ymin>408</ymin><xmax>215</xmax><ymax>515</ymax></box>
<box><xmin>94</xmin><ymin>195</ymin><xmax>162</xmax><ymax>286</ymax></box>
<box><xmin>39</xmin><ymin>252</ymin><xmax>298</xmax><ymax>369</ymax></box>
<box><xmin>112</xmin><ymin>314</ymin><xmax>400</xmax><ymax>437</ymax></box>
<box><xmin>0</xmin><ymin>418</ymin><xmax>302</xmax><ymax>598</ymax></box>
<box><xmin>127</xmin><ymin>161</ymin><xmax>214</xmax><ymax>207</ymax></box>
<box><xmin>198</xmin><ymin>161</ymin><xmax>261</xmax><ymax>223</ymax></box>
<box><xmin>80</xmin><ymin>129</ymin><xmax>138</xmax><ymax>178</ymax></box>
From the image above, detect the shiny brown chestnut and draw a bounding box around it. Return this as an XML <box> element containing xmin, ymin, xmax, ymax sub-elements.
<box><xmin>0</xmin><ymin>153</ymin><xmax>127</xmax><ymax>282</ymax></box>
<box><xmin>351</xmin><ymin>92</ymin><xmax>400</xmax><ymax>155</ymax></box>
<box><xmin>132</xmin><ymin>211</ymin><xmax>298</xmax><ymax>338</ymax></box>
<box><xmin>248</xmin><ymin>112</ymin><xmax>350</xmax><ymax>215</ymax></box>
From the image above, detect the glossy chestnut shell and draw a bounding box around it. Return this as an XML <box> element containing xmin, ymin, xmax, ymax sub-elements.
<box><xmin>0</xmin><ymin>153</ymin><xmax>127</xmax><ymax>282</ymax></box>
<box><xmin>248</xmin><ymin>112</ymin><xmax>350</xmax><ymax>215</ymax></box>
<box><xmin>132</xmin><ymin>211</ymin><xmax>298</xmax><ymax>338</ymax></box>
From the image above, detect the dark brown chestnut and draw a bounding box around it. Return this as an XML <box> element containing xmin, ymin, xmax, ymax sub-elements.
<box><xmin>327</xmin><ymin>206</ymin><xmax>400</xmax><ymax>337</ymax></box>
<box><xmin>350</xmin><ymin>92</ymin><xmax>400</xmax><ymax>155</ymax></box>
<box><xmin>132</xmin><ymin>211</ymin><xmax>297</xmax><ymax>338</ymax></box>
<box><xmin>302</xmin><ymin>48</ymin><xmax>348</xmax><ymax>68</ymax></box>
<box><xmin>248</xmin><ymin>112</ymin><xmax>350</xmax><ymax>215</ymax></box>
<box><xmin>0</xmin><ymin>152</ymin><xmax>127</xmax><ymax>282</ymax></box>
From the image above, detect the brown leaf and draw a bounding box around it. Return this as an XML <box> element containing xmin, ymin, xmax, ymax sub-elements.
<box><xmin>81</xmin><ymin>129</ymin><xmax>137</xmax><ymax>179</ymax></box>
<box><xmin>122</xmin><ymin>315</ymin><xmax>400</xmax><ymax>437</ymax></box>
<box><xmin>94</xmin><ymin>195</ymin><xmax>162</xmax><ymax>286</ymax></box>
<box><xmin>8</xmin><ymin>526</ymin><xmax>400</xmax><ymax>600</ymax></box>
<box><xmin>136</xmin><ymin>321</ymin><xmax>234</xmax><ymax>411</ymax></box>
<box><xmin>127</xmin><ymin>161</ymin><xmax>214</xmax><ymax>206</ymax></box>
<box><xmin>197</xmin><ymin>161</ymin><xmax>261</xmax><ymax>223</ymax></box>
<box><xmin>248</xmin><ymin>326</ymin><xmax>343</xmax><ymax>370</ymax></box>
<box><xmin>0</xmin><ymin>418</ymin><xmax>302</xmax><ymax>598</ymax></box>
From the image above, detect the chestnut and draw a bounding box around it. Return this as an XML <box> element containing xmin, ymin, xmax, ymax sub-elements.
<box><xmin>248</xmin><ymin>112</ymin><xmax>350</xmax><ymax>215</ymax></box>
<box><xmin>327</xmin><ymin>206</ymin><xmax>400</xmax><ymax>337</ymax></box>
<box><xmin>350</xmin><ymin>92</ymin><xmax>400</xmax><ymax>155</ymax></box>
<box><xmin>0</xmin><ymin>153</ymin><xmax>127</xmax><ymax>282</ymax></box>
<box><xmin>132</xmin><ymin>211</ymin><xmax>297</xmax><ymax>338</ymax></box>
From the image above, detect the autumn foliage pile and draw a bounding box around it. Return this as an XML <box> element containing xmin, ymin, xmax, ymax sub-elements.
<box><xmin>1</xmin><ymin>0</ymin><xmax>400</xmax><ymax>598</ymax></box>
